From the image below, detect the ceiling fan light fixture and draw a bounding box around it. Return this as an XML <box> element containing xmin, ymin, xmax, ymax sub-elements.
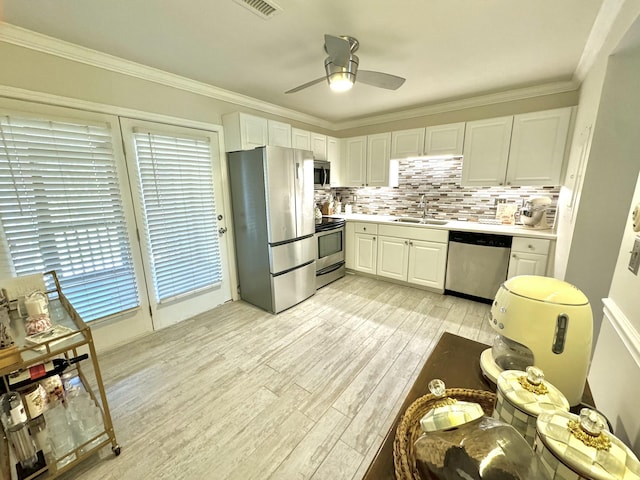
<box><xmin>325</xmin><ymin>55</ymin><xmax>358</xmax><ymax>93</ymax></box>
<box><xmin>328</xmin><ymin>74</ymin><xmax>355</xmax><ymax>92</ymax></box>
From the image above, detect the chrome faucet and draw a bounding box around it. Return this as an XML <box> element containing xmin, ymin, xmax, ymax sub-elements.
<box><xmin>419</xmin><ymin>194</ymin><xmax>428</xmax><ymax>219</ymax></box>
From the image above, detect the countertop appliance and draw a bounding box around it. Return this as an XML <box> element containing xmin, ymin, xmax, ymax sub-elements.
<box><xmin>481</xmin><ymin>275</ymin><xmax>593</xmax><ymax>406</ymax></box>
<box><xmin>228</xmin><ymin>146</ymin><xmax>316</xmax><ymax>313</ymax></box>
<box><xmin>445</xmin><ymin>231</ymin><xmax>512</xmax><ymax>302</ymax></box>
<box><xmin>313</xmin><ymin>160</ymin><xmax>331</xmax><ymax>188</ymax></box>
<box><xmin>315</xmin><ymin>217</ymin><xmax>345</xmax><ymax>289</ymax></box>
<box><xmin>519</xmin><ymin>196</ymin><xmax>552</xmax><ymax>229</ymax></box>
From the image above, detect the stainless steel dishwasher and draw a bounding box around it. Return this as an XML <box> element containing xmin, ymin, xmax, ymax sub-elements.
<box><xmin>445</xmin><ymin>231</ymin><xmax>512</xmax><ymax>302</ymax></box>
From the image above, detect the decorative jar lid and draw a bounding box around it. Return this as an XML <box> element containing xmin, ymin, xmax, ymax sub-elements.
<box><xmin>497</xmin><ymin>366</ymin><xmax>569</xmax><ymax>417</ymax></box>
<box><xmin>503</xmin><ymin>275</ymin><xmax>589</xmax><ymax>305</ymax></box>
<box><xmin>419</xmin><ymin>379</ymin><xmax>484</xmax><ymax>433</ymax></box>
<box><xmin>536</xmin><ymin>408</ymin><xmax>640</xmax><ymax>480</ymax></box>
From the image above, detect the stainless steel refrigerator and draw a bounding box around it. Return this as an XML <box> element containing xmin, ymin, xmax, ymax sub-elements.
<box><xmin>227</xmin><ymin>146</ymin><xmax>316</xmax><ymax>313</ymax></box>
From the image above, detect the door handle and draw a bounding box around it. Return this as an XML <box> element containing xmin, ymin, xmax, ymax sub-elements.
<box><xmin>219</xmin><ymin>227</ymin><xmax>227</xmax><ymax>235</ymax></box>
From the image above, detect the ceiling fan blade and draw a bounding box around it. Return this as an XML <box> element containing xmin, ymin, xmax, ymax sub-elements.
<box><xmin>285</xmin><ymin>77</ymin><xmax>326</xmax><ymax>94</ymax></box>
<box><xmin>357</xmin><ymin>70</ymin><xmax>406</xmax><ymax>90</ymax></box>
<box><xmin>324</xmin><ymin>34</ymin><xmax>351</xmax><ymax>68</ymax></box>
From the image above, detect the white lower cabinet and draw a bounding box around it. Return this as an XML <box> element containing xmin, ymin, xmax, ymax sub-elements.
<box><xmin>507</xmin><ymin>237</ymin><xmax>551</xmax><ymax>278</ymax></box>
<box><xmin>407</xmin><ymin>239</ymin><xmax>448</xmax><ymax>288</ymax></box>
<box><xmin>376</xmin><ymin>224</ymin><xmax>448</xmax><ymax>290</ymax></box>
<box><xmin>346</xmin><ymin>222</ymin><xmax>378</xmax><ymax>274</ymax></box>
<box><xmin>377</xmin><ymin>236</ymin><xmax>409</xmax><ymax>281</ymax></box>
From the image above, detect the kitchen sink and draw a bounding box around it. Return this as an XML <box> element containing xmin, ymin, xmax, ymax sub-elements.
<box><xmin>393</xmin><ymin>217</ymin><xmax>448</xmax><ymax>225</ymax></box>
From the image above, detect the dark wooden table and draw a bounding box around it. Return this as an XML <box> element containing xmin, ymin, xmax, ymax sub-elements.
<box><xmin>362</xmin><ymin>332</ymin><xmax>594</xmax><ymax>480</ymax></box>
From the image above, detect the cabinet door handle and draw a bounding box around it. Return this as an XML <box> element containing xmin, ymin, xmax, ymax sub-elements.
<box><xmin>528</xmin><ymin>244</ymin><xmax>534</xmax><ymax>250</ymax></box>
<box><xmin>373</xmin><ymin>237</ymin><xmax>376</xmax><ymax>241</ymax></box>
<box><xmin>409</xmin><ymin>241</ymin><xmax>413</xmax><ymax>246</ymax></box>
<box><xmin>512</xmin><ymin>254</ymin><xmax>517</xmax><ymax>259</ymax></box>
<box><xmin>404</xmin><ymin>240</ymin><xmax>409</xmax><ymax>245</ymax></box>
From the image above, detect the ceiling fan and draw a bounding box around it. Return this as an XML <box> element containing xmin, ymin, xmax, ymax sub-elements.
<box><xmin>285</xmin><ymin>34</ymin><xmax>406</xmax><ymax>94</ymax></box>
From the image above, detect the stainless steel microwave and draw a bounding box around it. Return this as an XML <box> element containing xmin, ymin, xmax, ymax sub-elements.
<box><xmin>314</xmin><ymin>160</ymin><xmax>331</xmax><ymax>188</ymax></box>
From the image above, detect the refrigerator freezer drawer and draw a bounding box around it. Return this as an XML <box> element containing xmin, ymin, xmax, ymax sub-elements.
<box><xmin>270</xmin><ymin>235</ymin><xmax>316</xmax><ymax>274</ymax></box>
<box><xmin>272</xmin><ymin>262</ymin><xmax>316</xmax><ymax>313</ymax></box>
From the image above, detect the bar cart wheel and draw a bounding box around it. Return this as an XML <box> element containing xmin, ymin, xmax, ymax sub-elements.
<box><xmin>113</xmin><ymin>445</ymin><xmax>121</xmax><ymax>456</ymax></box>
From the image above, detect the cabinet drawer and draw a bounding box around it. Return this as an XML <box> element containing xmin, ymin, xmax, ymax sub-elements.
<box><xmin>511</xmin><ymin>237</ymin><xmax>551</xmax><ymax>254</ymax></box>
<box><xmin>378</xmin><ymin>224</ymin><xmax>448</xmax><ymax>243</ymax></box>
<box><xmin>354</xmin><ymin>222</ymin><xmax>378</xmax><ymax>234</ymax></box>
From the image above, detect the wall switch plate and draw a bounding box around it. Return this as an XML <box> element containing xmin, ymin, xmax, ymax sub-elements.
<box><xmin>628</xmin><ymin>236</ymin><xmax>640</xmax><ymax>275</ymax></box>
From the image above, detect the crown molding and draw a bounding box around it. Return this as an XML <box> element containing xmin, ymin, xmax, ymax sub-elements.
<box><xmin>1</xmin><ymin>22</ymin><xmax>581</xmax><ymax>132</ymax></box>
<box><xmin>332</xmin><ymin>81</ymin><xmax>580</xmax><ymax>130</ymax></box>
<box><xmin>574</xmin><ymin>0</ymin><xmax>627</xmax><ymax>82</ymax></box>
<box><xmin>0</xmin><ymin>22</ymin><xmax>331</xmax><ymax>129</ymax></box>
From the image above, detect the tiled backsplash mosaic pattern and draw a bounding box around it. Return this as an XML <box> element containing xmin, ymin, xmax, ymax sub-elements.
<box><xmin>315</xmin><ymin>157</ymin><xmax>559</xmax><ymax>226</ymax></box>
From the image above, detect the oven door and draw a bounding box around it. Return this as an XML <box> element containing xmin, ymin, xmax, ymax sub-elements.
<box><xmin>315</xmin><ymin>226</ymin><xmax>344</xmax><ymax>270</ymax></box>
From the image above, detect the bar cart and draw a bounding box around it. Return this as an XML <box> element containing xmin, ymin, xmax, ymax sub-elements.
<box><xmin>0</xmin><ymin>271</ymin><xmax>120</xmax><ymax>479</ymax></box>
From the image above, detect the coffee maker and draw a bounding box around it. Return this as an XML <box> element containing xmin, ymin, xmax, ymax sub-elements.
<box><xmin>520</xmin><ymin>196</ymin><xmax>552</xmax><ymax>229</ymax></box>
<box><xmin>480</xmin><ymin>275</ymin><xmax>593</xmax><ymax>406</ymax></box>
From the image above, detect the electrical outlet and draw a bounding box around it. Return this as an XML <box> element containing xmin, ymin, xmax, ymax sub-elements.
<box><xmin>628</xmin><ymin>236</ymin><xmax>640</xmax><ymax>275</ymax></box>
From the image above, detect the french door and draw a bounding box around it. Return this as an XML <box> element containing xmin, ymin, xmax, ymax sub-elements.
<box><xmin>120</xmin><ymin>118</ymin><xmax>232</xmax><ymax>330</ymax></box>
<box><xmin>0</xmin><ymin>98</ymin><xmax>233</xmax><ymax>340</ymax></box>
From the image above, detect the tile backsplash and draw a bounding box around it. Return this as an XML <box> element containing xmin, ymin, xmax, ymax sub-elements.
<box><xmin>314</xmin><ymin>157</ymin><xmax>560</xmax><ymax>226</ymax></box>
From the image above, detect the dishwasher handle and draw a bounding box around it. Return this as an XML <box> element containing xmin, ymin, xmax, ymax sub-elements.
<box><xmin>448</xmin><ymin>231</ymin><xmax>512</xmax><ymax>248</ymax></box>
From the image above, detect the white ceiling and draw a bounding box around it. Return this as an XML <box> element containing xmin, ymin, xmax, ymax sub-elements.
<box><xmin>2</xmin><ymin>0</ymin><xmax>605</xmax><ymax>124</ymax></box>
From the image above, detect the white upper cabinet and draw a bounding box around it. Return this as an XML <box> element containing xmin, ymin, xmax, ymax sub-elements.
<box><xmin>327</xmin><ymin>136</ymin><xmax>341</xmax><ymax>187</ymax></box>
<box><xmin>222</xmin><ymin>112</ymin><xmax>268</xmax><ymax>152</ymax></box>
<box><xmin>343</xmin><ymin>133</ymin><xmax>392</xmax><ymax>187</ymax></box>
<box><xmin>343</xmin><ymin>136</ymin><xmax>368</xmax><ymax>186</ymax></box>
<box><xmin>461</xmin><ymin>107</ymin><xmax>572</xmax><ymax>186</ymax></box>
<box><xmin>291</xmin><ymin>128</ymin><xmax>311</xmax><ymax>150</ymax></box>
<box><xmin>390</xmin><ymin>123</ymin><xmax>465</xmax><ymax>159</ymax></box>
<box><xmin>424</xmin><ymin>122</ymin><xmax>465</xmax><ymax>156</ymax></box>
<box><xmin>311</xmin><ymin>133</ymin><xmax>328</xmax><ymax>160</ymax></box>
<box><xmin>367</xmin><ymin>133</ymin><xmax>391</xmax><ymax>186</ymax></box>
<box><xmin>267</xmin><ymin>120</ymin><xmax>292</xmax><ymax>148</ymax></box>
<box><xmin>461</xmin><ymin>116</ymin><xmax>514</xmax><ymax>186</ymax></box>
<box><xmin>506</xmin><ymin>108</ymin><xmax>571</xmax><ymax>186</ymax></box>
<box><xmin>391</xmin><ymin>128</ymin><xmax>425</xmax><ymax>158</ymax></box>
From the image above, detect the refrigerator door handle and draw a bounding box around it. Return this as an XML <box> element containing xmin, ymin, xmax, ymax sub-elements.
<box><xmin>295</xmin><ymin>162</ymin><xmax>300</xmax><ymax>180</ymax></box>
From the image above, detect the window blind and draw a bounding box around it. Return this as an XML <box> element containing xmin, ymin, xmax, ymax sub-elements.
<box><xmin>0</xmin><ymin>114</ymin><xmax>139</xmax><ymax>321</ymax></box>
<box><xmin>131</xmin><ymin>130</ymin><xmax>222</xmax><ymax>302</ymax></box>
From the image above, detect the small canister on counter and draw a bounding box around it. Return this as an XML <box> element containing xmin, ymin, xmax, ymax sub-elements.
<box><xmin>535</xmin><ymin>408</ymin><xmax>640</xmax><ymax>480</ymax></box>
<box><xmin>493</xmin><ymin>365</ymin><xmax>570</xmax><ymax>446</ymax></box>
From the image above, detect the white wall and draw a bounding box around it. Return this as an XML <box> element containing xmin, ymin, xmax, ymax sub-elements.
<box><xmin>554</xmin><ymin>2</ymin><xmax>640</xmax><ymax>454</ymax></box>
<box><xmin>557</xmin><ymin>9</ymin><xmax>640</xmax><ymax>455</ymax></box>
<box><xmin>590</xmin><ymin>167</ymin><xmax>640</xmax><ymax>453</ymax></box>
<box><xmin>556</xmin><ymin>2</ymin><xmax>640</xmax><ymax>341</ymax></box>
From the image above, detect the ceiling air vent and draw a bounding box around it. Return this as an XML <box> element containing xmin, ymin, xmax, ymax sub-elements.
<box><xmin>233</xmin><ymin>0</ymin><xmax>282</xmax><ymax>19</ymax></box>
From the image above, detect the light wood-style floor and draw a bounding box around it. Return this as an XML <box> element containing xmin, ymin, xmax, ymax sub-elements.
<box><xmin>61</xmin><ymin>274</ymin><xmax>495</xmax><ymax>480</ymax></box>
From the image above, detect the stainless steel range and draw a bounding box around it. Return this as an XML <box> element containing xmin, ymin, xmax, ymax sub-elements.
<box><xmin>314</xmin><ymin>217</ymin><xmax>345</xmax><ymax>289</ymax></box>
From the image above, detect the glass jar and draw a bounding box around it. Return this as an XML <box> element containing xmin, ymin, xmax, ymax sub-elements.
<box><xmin>493</xmin><ymin>366</ymin><xmax>569</xmax><ymax>446</ymax></box>
<box><xmin>535</xmin><ymin>408</ymin><xmax>640</xmax><ymax>479</ymax></box>
<box><xmin>414</xmin><ymin>379</ymin><xmax>550</xmax><ymax>480</ymax></box>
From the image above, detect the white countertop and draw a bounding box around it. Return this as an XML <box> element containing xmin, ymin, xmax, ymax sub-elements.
<box><xmin>330</xmin><ymin>213</ymin><xmax>557</xmax><ymax>240</ymax></box>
